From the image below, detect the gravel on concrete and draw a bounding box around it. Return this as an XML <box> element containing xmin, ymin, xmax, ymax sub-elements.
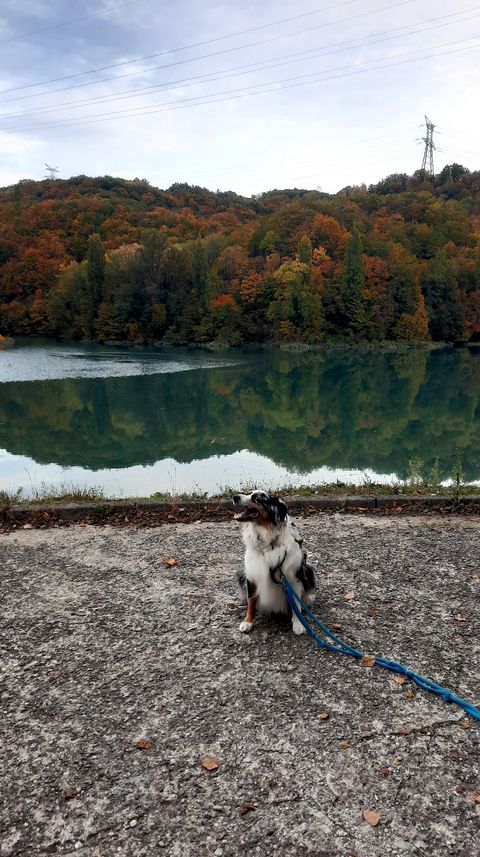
<box><xmin>0</xmin><ymin>514</ymin><xmax>479</xmax><ymax>857</ymax></box>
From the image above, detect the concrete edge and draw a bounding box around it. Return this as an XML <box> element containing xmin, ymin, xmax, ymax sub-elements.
<box><xmin>2</xmin><ymin>494</ymin><xmax>480</xmax><ymax>527</ymax></box>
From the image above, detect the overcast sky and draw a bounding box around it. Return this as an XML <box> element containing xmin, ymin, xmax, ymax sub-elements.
<box><xmin>0</xmin><ymin>0</ymin><xmax>479</xmax><ymax>195</ymax></box>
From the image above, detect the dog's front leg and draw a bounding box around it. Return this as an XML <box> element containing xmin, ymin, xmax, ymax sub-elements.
<box><xmin>289</xmin><ymin>579</ymin><xmax>307</xmax><ymax>635</ymax></box>
<box><xmin>239</xmin><ymin>580</ymin><xmax>257</xmax><ymax>633</ymax></box>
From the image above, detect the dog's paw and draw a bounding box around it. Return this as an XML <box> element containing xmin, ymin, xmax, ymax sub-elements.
<box><xmin>239</xmin><ymin>621</ymin><xmax>254</xmax><ymax>634</ymax></box>
<box><xmin>292</xmin><ymin>621</ymin><xmax>306</xmax><ymax>635</ymax></box>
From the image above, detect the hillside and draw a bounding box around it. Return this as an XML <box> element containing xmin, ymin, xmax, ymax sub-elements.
<box><xmin>1</xmin><ymin>165</ymin><xmax>480</xmax><ymax>344</ymax></box>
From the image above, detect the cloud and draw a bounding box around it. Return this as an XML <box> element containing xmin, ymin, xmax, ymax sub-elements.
<box><xmin>0</xmin><ymin>0</ymin><xmax>479</xmax><ymax>194</ymax></box>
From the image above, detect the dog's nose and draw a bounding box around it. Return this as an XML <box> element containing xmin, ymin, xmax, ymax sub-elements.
<box><xmin>233</xmin><ymin>494</ymin><xmax>241</xmax><ymax>504</ymax></box>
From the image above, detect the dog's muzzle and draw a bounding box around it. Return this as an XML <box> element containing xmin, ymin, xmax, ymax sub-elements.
<box><xmin>232</xmin><ymin>494</ymin><xmax>260</xmax><ymax>522</ymax></box>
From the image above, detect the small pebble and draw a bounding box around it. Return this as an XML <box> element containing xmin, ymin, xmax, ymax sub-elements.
<box><xmin>130</xmin><ymin>819</ymin><xmax>138</xmax><ymax>828</ymax></box>
<box><xmin>74</xmin><ymin>843</ymin><xmax>82</xmax><ymax>851</ymax></box>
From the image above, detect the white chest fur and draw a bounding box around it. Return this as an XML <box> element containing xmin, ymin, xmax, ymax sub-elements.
<box><xmin>241</xmin><ymin>517</ymin><xmax>303</xmax><ymax>614</ymax></box>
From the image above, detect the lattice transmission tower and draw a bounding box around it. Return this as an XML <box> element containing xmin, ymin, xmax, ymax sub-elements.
<box><xmin>420</xmin><ymin>116</ymin><xmax>436</xmax><ymax>177</ymax></box>
<box><xmin>44</xmin><ymin>162</ymin><xmax>60</xmax><ymax>180</ymax></box>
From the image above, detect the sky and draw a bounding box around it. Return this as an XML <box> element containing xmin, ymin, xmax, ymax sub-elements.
<box><xmin>0</xmin><ymin>0</ymin><xmax>479</xmax><ymax>195</ymax></box>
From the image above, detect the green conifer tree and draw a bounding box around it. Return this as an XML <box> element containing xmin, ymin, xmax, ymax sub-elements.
<box><xmin>341</xmin><ymin>225</ymin><xmax>366</xmax><ymax>337</ymax></box>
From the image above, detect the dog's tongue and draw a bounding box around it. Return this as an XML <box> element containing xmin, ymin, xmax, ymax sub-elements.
<box><xmin>234</xmin><ymin>509</ymin><xmax>259</xmax><ymax>521</ymax></box>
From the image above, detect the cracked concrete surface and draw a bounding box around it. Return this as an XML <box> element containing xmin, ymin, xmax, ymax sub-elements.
<box><xmin>0</xmin><ymin>515</ymin><xmax>479</xmax><ymax>856</ymax></box>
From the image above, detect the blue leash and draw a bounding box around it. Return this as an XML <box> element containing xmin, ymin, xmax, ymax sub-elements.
<box><xmin>281</xmin><ymin>574</ymin><xmax>480</xmax><ymax>722</ymax></box>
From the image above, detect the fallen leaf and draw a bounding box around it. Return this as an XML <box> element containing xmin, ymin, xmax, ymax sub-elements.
<box><xmin>396</xmin><ymin>726</ymin><xmax>410</xmax><ymax>736</ymax></box>
<box><xmin>379</xmin><ymin>767</ymin><xmax>390</xmax><ymax>778</ymax></box>
<box><xmin>319</xmin><ymin>712</ymin><xmax>330</xmax><ymax>720</ymax></box>
<box><xmin>472</xmin><ymin>792</ymin><xmax>480</xmax><ymax>803</ymax></box>
<box><xmin>344</xmin><ymin>593</ymin><xmax>354</xmax><ymax>601</ymax></box>
<box><xmin>239</xmin><ymin>801</ymin><xmax>255</xmax><ymax>815</ymax></box>
<box><xmin>136</xmin><ymin>739</ymin><xmax>153</xmax><ymax>750</ymax></box>
<box><xmin>339</xmin><ymin>741</ymin><xmax>350</xmax><ymax>749</ymax></box>
<box><xmin>404</xmin><ymin>689</ymin><xmax>414</xmax><ymax>699</ymax></box>
<box><xmin>361</xmin><ymin>655</ymin><xmax>376</xmax><ymax>668</ymax></box>
<box><xmin>163</xmin><ymin>557</ymin><xmax>177</xmax><ymax>566</ymax></box>
<box><xmin>64</xmin><ymin>788</ymin><xmax>78</xmax><ymax>800</ymax></box>
<box><xmin>368</xmin><ymin>608</ymin><xmax>378</xmax><ymax>618</ymax></box>
<box><xmin>201</xmin><ymin>756</ymin><xmax>220</xmax><ymax>771</ymax></box>
<box><xmin>394</xmin><ymin>676</ymin><xmax>405</xmax><ymax>685</ymax></box>
<box><xmin>363</xmin><ymin>810</ymin><xmax>380</xmax><ymax>827</ymax></box>
<box><xmin>22</xmin><ymin>523</ymin><xmax>33</xmax><ymax>530</ymax></box>
<box><xmin>456</xmin><ymin>784</ymin><xmax>467</xmax><ymax>795</ymax></box>
<box><xmin>331</xmin><ymin>623</ymin><xmax>342</xmax><ymax>631</ymax></box>
<box><xmin>392</xmin><ymin>758</ymin><xmax>402</xmax><ymax>766</ymax></box>
<box><xmin>459</xmin><ymin>720</ymin><xmax>471</xmax><ymax>730</ymax></box>
<box><xmin>454</xmin><ymin>614</ymin><xmax>466</xmax><ymax>622</ymax></box>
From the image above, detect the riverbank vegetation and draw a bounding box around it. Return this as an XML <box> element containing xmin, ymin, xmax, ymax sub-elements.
<box><xmin>1</xmin><ymin>165</ymin><xmax>480</xmax><ymax>344</ymax></box>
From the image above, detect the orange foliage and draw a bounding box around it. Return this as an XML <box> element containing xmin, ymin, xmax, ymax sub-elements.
<box><xmin>309</xmin><ymin>214</ymin><xmax>348</xmax><ymax>259</ymax></box>
<box><xmin>210</xmin><ymin>294</ymin><xmax>237</xmax><ymax>310</ymax></box>
<box><xmin>239</xmin><ymin>272</ymin><xmax>264</xmax><ymax>303</ymax></box>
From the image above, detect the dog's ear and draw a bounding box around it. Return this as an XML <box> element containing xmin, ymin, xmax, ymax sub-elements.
<box><xmin>276</xmin><ymin>498</ymin><xmax>287</xmax><ymax>522</ymax></box>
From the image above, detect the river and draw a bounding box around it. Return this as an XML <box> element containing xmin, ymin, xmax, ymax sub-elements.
<box><xmin>1</xmin><ymin>339</ymin><xmax>479</xmax><ymax>497</ymax></box>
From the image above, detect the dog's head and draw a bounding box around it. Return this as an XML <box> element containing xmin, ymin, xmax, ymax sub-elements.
<box><xmin>232</xmin><ymin>491</ymin><xmax>288</xmax><ymax>526</ymax></box>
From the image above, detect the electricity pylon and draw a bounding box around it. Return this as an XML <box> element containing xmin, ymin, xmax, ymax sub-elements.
<box><xmin>420</xmin><ymin>116</ymin><xmax>435</xmax><ymax>177</ymax></box>
<box><xmin>44</xmin><ymin>163</ymin><xmax>60</xmax><ymax>180</ymax></box>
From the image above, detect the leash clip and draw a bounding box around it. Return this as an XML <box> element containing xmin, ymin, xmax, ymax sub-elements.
<box><xmin>270</xmin><ymin>565</ymin><xmax>285</xmax><ymax>585</ymax></box>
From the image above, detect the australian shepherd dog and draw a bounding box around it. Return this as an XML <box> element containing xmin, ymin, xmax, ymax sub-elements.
<box><xmin>233</xmin><ymin>491</ymin><xmax>316</xmax><ymax>635</ymax></box>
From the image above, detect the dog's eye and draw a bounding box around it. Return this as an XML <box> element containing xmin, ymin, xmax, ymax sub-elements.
<box><xmin>252</xmin><ymin>491</ymin><xmax>268</xmax><ymax>503</ymax></box>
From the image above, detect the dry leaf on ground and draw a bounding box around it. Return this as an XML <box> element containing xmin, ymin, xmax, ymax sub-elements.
<box><xmin>136</xmin><ymin>739</ymin><xmax>153</xmax><ymax>750</ymax></box>
<box><xmin>394</xmin><ymin>676</ymin><xmax>405</xmax><ymax>685</ymax></box>
<box><xmin>163</xmin><ymin>557</ymin><xmax>177</xmax><ymax>566</ymax></box>
<box><xmin>344</xmin><ymin>593</ymin><xmax>354</xmax><ymax>601</ymax></box>
<box><xmin>361</xmin><ymin>655</ymin><xmax>376</xmax><ymax>668</ymax></box>
<box><xmin>472</xmin><ymin>792</ymin><xmax>480</xmax><ymax>803</ymax></box>
<box><xmin>363</xmin><ymin>810</ymin><xmax>381</xmax><ymax>827</ymax></box>
<box><xmin>339</xmin><ymin>741</ymin><xmax>350</xmax><ymax>749</ymax></box>
<box><xmin>454</xmin><ymin>614</ymin><xmax>466</xmax><ymax>622</ymax></box>
<box><xmin>64</xmin><ymin>788</ymin><xmax>78</xmax><ymax>800</ymax></box>
<box><xmin>459</xmin><ymin>720</ymin><xmax>471</xmax><ymax>729</ymax></box>
<box><xmin>379</xmin><ymin>767</ymin><xmax>390</xmax><ymax>778</ymax></box>
<box><xmin>319</xmin><ymin>712</ymin><xmax>330</xmax><ymax>720</ymax></box>
<box><xmin>239</xmin><ymin>801</ymin><xmax>255</xmax><ymax>815</ymax></box>
<box><xmin>201</xmin><ymin>756</ymin><xmax>220</xmax><ymax>771</ymax></box>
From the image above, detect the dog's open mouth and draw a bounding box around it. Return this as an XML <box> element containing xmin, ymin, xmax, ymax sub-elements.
<box><xmin>234</xmin><ymin>508</ymin><xmax>260</xmax><ymax>522</ymax></box>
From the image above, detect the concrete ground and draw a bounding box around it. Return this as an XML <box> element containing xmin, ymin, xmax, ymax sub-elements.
<box><xmin>0</xmin><ymin>515</ymin><xmax>479</xmax><ymax>857</ymax></box>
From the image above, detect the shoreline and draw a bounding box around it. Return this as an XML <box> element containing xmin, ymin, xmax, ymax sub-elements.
<box><xmin>2</xmin><ymin>492</ymin><xmax>480</xmax><ymax>530</ymax></box>
<box><xmin>3</xmin><ymin>334</ymin><xmax>473</xmax><ymax>353</ymax></box>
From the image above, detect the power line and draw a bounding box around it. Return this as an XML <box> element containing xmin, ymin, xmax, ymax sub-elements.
<box><xmin>169</xmin><ymin>143</ymin><xmax>421</xmax><ymax>192</ymax></box>
<box><xmin>200</xmin><ymin>138</ymin><xmax>419</xmax><ymax>186</ymax></box>
<box><xmin>3</xmin><ymin>34</ymin><xmax>479</xmax><ymax>134</ymax></box>
<box><xmin>3</xmin><ymin>6</ymin><xmax>479</xmax><ymax>120</ymax></box>
<box><xmin>0</xmin><ymin>0</ymin><xmax>414</xmax><ymax>97</ymax></box>
<box><xmin>0</xmin><ymin>0</ymin><xmax>145</xmax><ymax>46</ymax></box>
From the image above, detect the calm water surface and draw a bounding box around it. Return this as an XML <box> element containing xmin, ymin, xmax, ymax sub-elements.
<box><xmin>1</xmin><ymin>340</ymin><xmax>480</xmax><ymax>496</ymax></box>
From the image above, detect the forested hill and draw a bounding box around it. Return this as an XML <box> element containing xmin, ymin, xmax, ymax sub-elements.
<box><xmin>1</xmin><ymin>165</ymin><xmax>480</xmax><ymax>345</ymax></box>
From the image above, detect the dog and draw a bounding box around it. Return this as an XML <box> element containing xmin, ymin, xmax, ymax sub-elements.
<box><xmin>233</xmin><ymin>491</ymin><xmax>316</xmax><ymax>635</ymax></box>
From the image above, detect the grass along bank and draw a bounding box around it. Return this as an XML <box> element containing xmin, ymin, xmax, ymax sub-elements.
<box><xmin>1</xmin><ymin>454</ymin><xmax>478</xmax><ymax>510</ymax></box>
